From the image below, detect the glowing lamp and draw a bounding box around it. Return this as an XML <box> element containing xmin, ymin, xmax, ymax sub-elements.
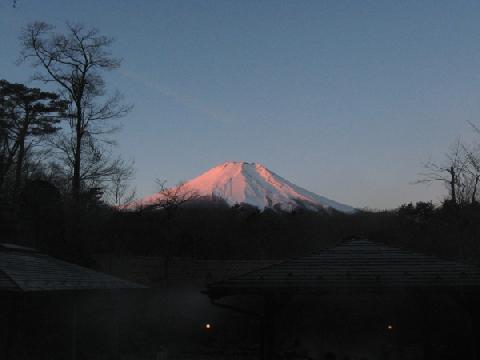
<box><xmin>205</xmin><ymin>323</ymin><xmax>212</xmax><ymax>330</ymax></box>
<box><xmin>387</xmin><ymin>324</ymin><xmax>393</xmax><ymax>331</ymax></box>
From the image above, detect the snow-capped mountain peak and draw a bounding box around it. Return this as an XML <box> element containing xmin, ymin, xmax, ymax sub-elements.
<box><xmin>135</xmin><ymin>161</ymin><xmax>355</xmax><ymax>213</ymax></box>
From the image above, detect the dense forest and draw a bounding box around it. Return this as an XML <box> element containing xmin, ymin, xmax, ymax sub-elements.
<box><xmin>2</xmin><ymin>22</ymin><xmax>480</xmax><ymax>266</ymax></box>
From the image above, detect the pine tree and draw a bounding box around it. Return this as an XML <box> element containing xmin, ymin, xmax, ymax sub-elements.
<box><xmin>0</xmin><ymin>79</ymin><xmax>67</xmax><ymax>198</ymax></box>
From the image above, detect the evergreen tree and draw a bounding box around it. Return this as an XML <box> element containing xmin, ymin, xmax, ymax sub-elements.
<box><xmin>0</xmin><ymin>79</ymin><xmax>67</xmax><ymax>198</ymax></box>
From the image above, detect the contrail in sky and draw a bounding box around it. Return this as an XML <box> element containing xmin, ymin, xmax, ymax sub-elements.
<box><xmin>119</xmin><ymin>68</ymin><xmax>234</xmax><ymax>124</ymax></box>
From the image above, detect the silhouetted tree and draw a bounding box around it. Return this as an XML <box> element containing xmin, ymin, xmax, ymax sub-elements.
<box><xmin>0</xmin><ymin>89</ymin><xmax>15</xmax><ymax>192</ymax></box>
<box><xmin>19</xmin><ymin>22</ymin><xmax>131</xmax><ymax>202</ymax></box>
<box><xmin>0</xmin><ymin>80</ymin><xmax>66</xmax><ymax>200</ymax></box>
<box><xmin>418</xmin><ymin>139</ymin><xmax>468</xmax><ymax>206</ymax></box>
<box><xmin>18</xmin><ymin>179</ymin><xmax>63</xmax><ymax>251</ymax></box>
<box><xmin>103</xmin><ymin>158</ymin><xmax>136</xmax><ymax>206</ymax></box>
<box><xmin>149</xmin><ymin>179</ymin><xmax>199</xmax><ymax>215</ymax></box>
<box><xmin>464</xmin><ymin>122</ymin><xmax>480</xmax><ymax>204</ymax></box>
<box><xmin>53</xmin><ymin>133</ymin><xmax>134</xmax><ymax>202</ymax></box>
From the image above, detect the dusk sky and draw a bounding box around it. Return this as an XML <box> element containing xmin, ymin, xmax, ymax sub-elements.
<box><xmin>2</xmin><ymin>0</ymin><xmax>480</xmax><ymax>209</ymax></box>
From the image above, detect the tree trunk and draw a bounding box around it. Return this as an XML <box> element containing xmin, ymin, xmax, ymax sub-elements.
<box><xmin>0</xmin><ymin>141</ymin><xmax>19</xmax><ymax>194</ymax></box>
<box><xmin>450</xmin><ymin>167</ymin><xmax>457</xmax><ymax>205</ymax></box>
<box><xmin>0</xmin><ymin>155</ymin><xmax>5</xmax><ymax>192</ymax></box>
<box><xmin>472</xmin><ymin>176</ymin><xmax>479</xmax><ymax>204</ymax></box>
<box><xmin>72</xmin><ymin>104</ymin><xmax>83</xmax><ymax>203</ymax></box>
<box><xmin>13</xmin><ymin>131</ymin><xmax>27</xmax><ymax>200</ymax></box>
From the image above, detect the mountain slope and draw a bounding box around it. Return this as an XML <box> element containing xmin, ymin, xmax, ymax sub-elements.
<box><xmin>136</xmin><ymin>161</ymin><xmax>355</xmax><ymax>213</ymax></box>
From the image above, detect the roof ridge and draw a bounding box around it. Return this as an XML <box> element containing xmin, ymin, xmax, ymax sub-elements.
<box><xmin>206</xmin><ymin>237</ymin><xmax>480</xmax><ymax>298</ymax></box>
<box><xmin>0</xmin><ymin>268</ymin><xmax>23</xmax><ymax>291</ymax></box>
<box><xmin>336</xmin><ymin>238</ymin><xmax>475</xmax><ymax>266</ymax></box>
<box><xmin>209</xmin><ymin>240</ymin><xmax>339</xmax><ymax>287</ymax></box>
<box><xmin>0</xmin><ymin>243</ymin><xmax>38</xmax><ymax>253</ymax></box>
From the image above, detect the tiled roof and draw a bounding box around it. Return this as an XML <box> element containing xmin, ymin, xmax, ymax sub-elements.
<box><xmin>207</xmin><ymin>238</ymin><xmax>480</xmax><ymax>297</ymax></box>
<box><xmin>0</xmin><ymin>244</ymin><xmax>146</xmax><ymax>292</ymax></box>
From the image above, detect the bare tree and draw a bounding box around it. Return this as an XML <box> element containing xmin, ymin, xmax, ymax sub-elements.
<box><xmin>146</xmin><ymin>180</ymin><xmax>199</xmax><ymax>283</ymax></box>
<box><xmin>149</xmin><ymin>179</ymin><xmax>199</xmax><ymax>215</ymax></box>
<box><xmin>465</xmin><ymin>122</ymin><xmax>480</xmax><ymax>203</ymax></box>
<box><xmin>103</xmin><ymin>158</ymin><xmax>136</xmax><ymax>207</ymax></box>
<box><xmin>417</xmin><ymin>139</ymin><xmax>469</xmax><ymax>206</ymax></box>
<box><xmin>19</xmin><ymin>21</ymin><xmax>131</xmax><ymax>202</ymax></box>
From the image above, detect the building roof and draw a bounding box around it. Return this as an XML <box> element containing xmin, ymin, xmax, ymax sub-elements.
<box><xmin>206</xmin><ymin>238</ymin><xmax>480</xmax><ymax>298</ymax></box>
<box><xmin>0</xmin><ymin>243</ymin><xmax>146</xmax><ymax>292</ymax></box>
<box><xmin>167</xmin><ymin>259</ymin><xmax>280</xmax><ymax>284</ymax></box>
<box><xmin>93</xmin><ymin>254</ymin><xmax>279</xmax><ymax>285</ymax></box>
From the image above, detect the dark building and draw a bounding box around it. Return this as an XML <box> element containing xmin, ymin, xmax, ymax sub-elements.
<box><xmin>0</xmin><ymin>243</ymin><xmax>145</xmax><ymax>360</ymax></box>
<box><xmin>206</xmin><ymin>238</ymin><xmax>480</xmax><ymax>360</ymax></box>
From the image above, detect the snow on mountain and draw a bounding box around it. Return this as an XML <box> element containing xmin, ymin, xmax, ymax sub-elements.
<box><xmin>135</xmin><ymin>161</ymin><xmax>356</xmax><ymax>213</ymax></box>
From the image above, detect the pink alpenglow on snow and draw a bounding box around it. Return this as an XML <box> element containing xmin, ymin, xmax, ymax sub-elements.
<box><xmin>136</xmin><ymin>161</ymin><xmax>356</xmax><ymax>213</ymax></box>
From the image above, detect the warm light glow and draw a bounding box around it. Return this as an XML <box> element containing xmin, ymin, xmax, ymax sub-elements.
<box><xmin>205</xmin><ymin>323</ymin><xmax>212</xmax><ymax>330</ymax></box>
<box><xmin>131</xmin><ymin>161</ymin><xmax>354</xmax><ymax>212</ymax></box>
<box><xmin>387</xmin><ymin>324</ymin><xmax>393</xmax><ymax>331</ymax></box>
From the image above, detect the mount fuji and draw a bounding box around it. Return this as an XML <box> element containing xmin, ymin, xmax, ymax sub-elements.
<box><xmin>135</xmin><ymin>161</ymin><xmax>355</xmax><ymax>213</ymax></box>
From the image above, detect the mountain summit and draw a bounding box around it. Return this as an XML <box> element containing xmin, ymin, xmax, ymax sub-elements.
<box><xmin>137</xmin><ymin>161</ymin><xmax>355</xmax><ymax>213</ymax></box>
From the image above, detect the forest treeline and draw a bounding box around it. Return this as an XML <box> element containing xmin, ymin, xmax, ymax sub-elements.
<box><xmin>2</xmin><ymin>21</ymin><xmax>480</xmax><ymax>266</ymax></box>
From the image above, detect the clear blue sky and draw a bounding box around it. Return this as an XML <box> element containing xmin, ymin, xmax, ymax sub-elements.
<box><xmin>1</xmin><ymin>0</ymin><xmax>479</xmax><ymax>209</ymax></box>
